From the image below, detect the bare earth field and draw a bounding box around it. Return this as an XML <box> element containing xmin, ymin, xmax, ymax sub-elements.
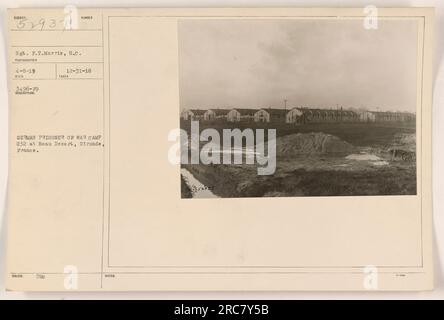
<box><xmin>180</xmin><ymin>122</ymin><xmax>416</xmax><ymax>198</ymax></box>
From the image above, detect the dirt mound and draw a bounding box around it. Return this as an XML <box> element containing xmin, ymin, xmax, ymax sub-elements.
<box><xmin>275</xmin><ymin>132</ymin><xmax>354</xmax><ymax>156</ymax></box>
<box><xmin>398</xmin><ymin>133</ymin><xmax>416</xmax><ymax>145</ymax></box>
<box><xmin>392</xmin><ymin>133</ymin><xmax>416</xmax><ymax>152</ymax></box>
<box><xmin>388</xmin><ymin>149</ymin><xmax>416</xmax><ymax>162</ymax></box>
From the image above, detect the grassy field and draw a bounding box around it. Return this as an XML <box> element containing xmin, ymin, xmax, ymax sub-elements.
<box><xmin>180</xmin><ymin>120</ymin><xmax>416</xmax><ymax>198</ymax></box>
<box><xmin>180</xmin><ymin>120</ymin><xmax>415</xmax><ymax>147</ymax></box>
<box><xmin>182</xmin><ymin>161</ymin><xmax>416</xmax><ymax>197</ymax></box>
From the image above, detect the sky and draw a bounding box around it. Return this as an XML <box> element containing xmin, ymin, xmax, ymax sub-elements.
<box><xmin>178</xmin><ymin>18</ymin><xmax>418</xmax><ymax>113</ymax></box>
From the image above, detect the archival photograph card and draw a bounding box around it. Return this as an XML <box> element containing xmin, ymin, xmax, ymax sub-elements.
<box><xmin>5</xmin><ymin>7</ymin><xmax>434</xmax><ymax>291</ymax></box>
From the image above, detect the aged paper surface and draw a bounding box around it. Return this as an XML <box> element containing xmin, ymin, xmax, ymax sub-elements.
<box><xmin>5</xmin><ymin>7</ymin><xmax>434</xmax><ymax>291</ymax></box>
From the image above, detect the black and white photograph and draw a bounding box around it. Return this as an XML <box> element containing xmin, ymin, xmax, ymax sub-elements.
<box><xmin>179</xmin><ymin>19</ymin><xmax>418</xmax><ymax>198</ymax></box>
<box><xmin>0</xmin><ymin>4</ymin><xmax>439</xmax><ymax>297</ymax></box>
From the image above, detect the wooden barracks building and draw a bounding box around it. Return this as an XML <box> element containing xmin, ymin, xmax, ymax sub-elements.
<box><xmin>181</xmin><ymin>107</ymin><xmax>415</xmax><ymax>124</ymax></box>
